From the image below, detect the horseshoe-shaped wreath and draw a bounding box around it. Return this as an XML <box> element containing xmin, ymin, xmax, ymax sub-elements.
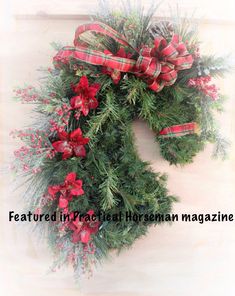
<box><xmin>11</xmin><ymin>2</ymin><xmax>229</xmax><ymax>277</ymax></box>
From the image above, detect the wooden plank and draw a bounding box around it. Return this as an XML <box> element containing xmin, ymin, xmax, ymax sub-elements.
<box><xmin>13</xmin><ymin>14</ymin><xmax>235</xmax><ymax>26</ymax></box>
<box><xmin>11</xmin><ymin>0</ymin><xmax>235</xmax><ymax>23</ymax></box>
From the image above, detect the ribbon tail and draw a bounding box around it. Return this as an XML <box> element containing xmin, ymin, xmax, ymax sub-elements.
<box><xmin>53</xmin><ymin>46</ymin><xmax>136</xmax><ymax>73</ymax></box>
<box><xmin>158</xmin><ymin>122</ymin><xmax>199</xmax><ymax>138</ymax></box>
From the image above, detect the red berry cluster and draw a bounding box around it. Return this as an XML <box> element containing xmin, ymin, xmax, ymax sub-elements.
<box><xmin>14</xmin><ymin>86</ymin><xmax>39</xmax><ymax>103</ymax></box>
<box><xmin>188</xmin><ymin>75</ymin><xmax>218</xmax><ymax>100</ymax></box>
<box><xmin>10</xmin><ymin>129</ymin><xmax>51</xmax><ymax>173</ymax></box>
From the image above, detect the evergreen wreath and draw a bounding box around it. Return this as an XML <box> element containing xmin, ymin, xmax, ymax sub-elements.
<box><xmin>11</xmin><ymin>1</ymin><xmax>229</xmax><ymax>277</ymax></box>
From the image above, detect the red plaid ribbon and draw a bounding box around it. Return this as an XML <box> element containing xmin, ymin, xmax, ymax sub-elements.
<box><xmin>158</xmin><ymin>122</ymin><xmax>199</xmax><ymax>137</ymax></box>
<box><xmin>53</xmin><ymin>22</ymin><xmax>194</xmax><ymax>92</ymax></box>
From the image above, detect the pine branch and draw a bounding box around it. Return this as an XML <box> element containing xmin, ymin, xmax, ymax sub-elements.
<box><xmin>118</xmin><ymin>189</ymin><xmax>140</xmax><ymax>212</ymax></box>
<box><xmin>99</xmin><ymin>168</ymin><xmax>119</xmax><ymax>210</ymax></box>
<box><xmin>199</xmin><ymin>55</ymin><xmax>232</xmax><ymax>78</ymax></box>
<box><xmin>212</xmin><ymin>134</ymin><xmax>230</xmax><ymax>160</ymax></box>
<box><xmin>86</xmin><ymin>91</ymin><xmax>121</xmax><ymax>147</ymax></box>
<box><xmin>121</xmin><ymin>76</ymin><xmax>147</xmax><ymax>105</ymax></box>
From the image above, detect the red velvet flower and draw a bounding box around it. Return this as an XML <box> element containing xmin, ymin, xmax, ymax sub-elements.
<box><xmin>48</xmin><ymin>172</ymin><xmax>84</xmax><ymax>208</ymax></box>
<box><xmin>69</xmin><ymin>210</ymin><xmax>100</xmax><ymax>244</ymax></box>
<box><xmin>52</xmin><ymin>128</ymin><xmax>89</xmax><ymax>160</ymax></box>
<box><xmin>70</xmin><ymin>76</ymin><xmax>100</xmax><ymax>116</ymax></box>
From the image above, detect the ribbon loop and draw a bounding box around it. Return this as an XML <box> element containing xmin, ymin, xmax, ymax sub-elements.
<box><xmin>74</xmin><ymin>22</ymin><xmax>136</xmax><ymax>52</ymax></box>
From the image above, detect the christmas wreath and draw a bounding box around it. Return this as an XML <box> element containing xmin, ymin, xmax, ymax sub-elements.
<box><xmin>11</xmin><ymin>1</ymin><xmax>229</xmax><ymax>277</ymax></box>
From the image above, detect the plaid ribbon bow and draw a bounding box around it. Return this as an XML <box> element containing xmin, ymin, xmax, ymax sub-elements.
<box><xmin>53</xmin><ymin>22</ymin><xmax>194</xmax><ymax>92</ymax></box>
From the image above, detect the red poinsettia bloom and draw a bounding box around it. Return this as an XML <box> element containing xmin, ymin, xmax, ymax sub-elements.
<box><xmin>101</xmin><ymin>47</ymin><xmax>132</xmax><ymax>84</ymax></box>
<box><xmin>52</xmin><ymin>128</ymin><xmax>89</xmax><ymax>160</ymax></box>
<box><xmin>70</xmin><ymin>76</ymin><xmax>100</xmax><ymax>116</ymax></box>
<box><xmin>68</xmin><ymin>210</ymin><xmax>100</xmax><ymax>244</ymax></box>
<box><xmin>48</xmin><ymin>172</ymin><xmax>84</xmax><ymax>208</ymax></box>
